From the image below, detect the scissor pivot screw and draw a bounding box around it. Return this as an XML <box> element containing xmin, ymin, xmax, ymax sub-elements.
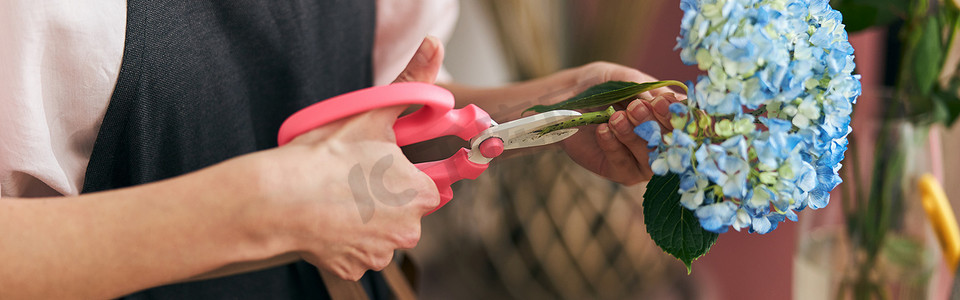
<box><xmin>478</xmin><ymin>138</ymin><xmax>505</xmax><ymax>158</ymax></box>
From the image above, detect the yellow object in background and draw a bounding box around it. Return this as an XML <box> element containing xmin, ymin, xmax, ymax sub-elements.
<box><xmin>919</xmin><ymin>174</ymin><xmax>960</xmax><ymax>271</ymax></box>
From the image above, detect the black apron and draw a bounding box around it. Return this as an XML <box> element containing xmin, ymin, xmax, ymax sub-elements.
<box><xmin>82</xmin><ymin>0</ymin><xmax>388</xmax><ymax>298</ymax></box>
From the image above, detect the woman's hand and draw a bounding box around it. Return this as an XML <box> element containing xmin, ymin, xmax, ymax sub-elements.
<box><xmin>258</xmin><ymin>104</ymin><xmax>439</xmax><ymax>281</ymax></box>
<box><xmin>556</xmin><ymin>62</ymin><xmax>686</xmax><ymax>185</ymax></box>
<box><xmin>263</xmin><ymin>36</ymin><xmax>446</xmax><ymax>280</ymax></box>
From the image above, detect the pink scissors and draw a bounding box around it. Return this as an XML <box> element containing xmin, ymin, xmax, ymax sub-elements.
<box><xmin>277</xmin><ymin>82</ymin><xmax>581</xmax><ymax>213</ymax></box>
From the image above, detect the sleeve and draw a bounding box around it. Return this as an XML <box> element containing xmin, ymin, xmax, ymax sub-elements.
<box><xmin>0</xmin><ymin>0</ymin><xmax>126</xmax><ymax>198</ymax></box>
<box><xmin>372</xmin><ymin>0</ymin><xmax>459</xmax><ymax>86</ymax></box>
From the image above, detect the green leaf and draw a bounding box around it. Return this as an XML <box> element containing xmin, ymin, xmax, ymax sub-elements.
<box><xmin>832</xmin><ymin>0</ymin><xmax>906</xmax><ymax>31</ymax></box>
<box><xmin>933</xmin><ymin>76</ymin><xmax>960</xmax><ymax>126</ymax></box>
<box><xmin>913</xmin><ymin>17</ymin><xmax>944</xmax><ymax>97</ymax></box>
<box><xmin>872</xmin><ymin>0</ymin><xmax>910</xmax><ymax>18</ymax></box>
<box><xmin>523</xmin><ymin>80</ymin><xmax>687</xmax><ymax>114</ymax></box>
<box><xmin>834</xmin><ymin>2</ymin><xmax>881</xmax><ymax>32</ymax></box>
<box><xmin>642</xmin><ymin>173</ymin><xmax>718</xmax><ymax>273</ymax></box>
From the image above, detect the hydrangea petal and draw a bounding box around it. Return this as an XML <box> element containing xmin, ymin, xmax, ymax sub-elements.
<box><xmin>634</xmin><ymin>121</ymin><xmax>662</xmax><ymax>148</ymax></box>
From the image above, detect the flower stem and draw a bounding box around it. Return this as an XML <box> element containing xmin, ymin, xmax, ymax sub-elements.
<box><xmin>537</xmin><ymin>106</ymin><xmax>616</xmax><ymax>135</ymax></box>
<box><xmin>748</xmin><ymin>106</ymin><xmax>768</xmax><ymax>117</ymax></box>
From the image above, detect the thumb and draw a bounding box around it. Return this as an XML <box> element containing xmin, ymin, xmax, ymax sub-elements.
<box><xmin>393</xmin><ymin>36</ymin><xmax>444</xmax><ymax>84</ymax></box>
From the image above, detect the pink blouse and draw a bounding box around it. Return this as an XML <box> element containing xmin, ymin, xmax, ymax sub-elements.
<box><xmin>0</xmin><ymin>0</ymin><xmax>458</xmax><ymax>197</ymax></box>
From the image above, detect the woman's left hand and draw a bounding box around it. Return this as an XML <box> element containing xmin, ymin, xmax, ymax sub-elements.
<box><xmin>555</xmin><ymin>62</ymin><xmax>684</xmax><ymax>185</ymax></box>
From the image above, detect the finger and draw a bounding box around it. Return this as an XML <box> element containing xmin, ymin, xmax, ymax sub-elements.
<box><xmin>395</xmin><ymin>221</ymin><xmax>422</xmax><ymax>249</ymax></box>
<box><xmin>595</xmin><ymin>124</ymin><xmax>644</xmax><ymax>183</ymax></box>
<box><xmin>413</xmin><ymin>173</ymin><xmax>441</xmax><ymax>216</ymax></box>
<box><xmin>393</xmin><ymin>36</ymin><xmax>444</xmax><ymax>84</ymax></box>
<box><xmin>624</xmin><ymin>99</ymin><xmax>657</xmax><ymax>132</ymax></box>
<box><xmin>297</xmin><ymin>105</ymin><xmax>408</xmax><ymax>145</ymax></box>
<box><xmin>288</xmin><ymin>101</ymin><xmax>413</xmax><ymax>145</ymax></box>
<box><xmin>368</xmin><ymin>252</ymin><xmax>394</xmax><ymax>271</ymax></box>
<box><xmin>318</xmin><ymin>258</ymin><xmax>366</xmax><ymax>281</ymax></box>
<box><xmin>292</xmin><ymin>36</ymin><xmax>444</xmax><ymax>145</ymax></box>
<box><xmin>597</xmin><ymin>65</ymin><xmax>679</xmax><ymax>111</ymax></box>
<box><xmin>641</xmin><ymin>79</ymin><xmax>685</xmax><ymax>99</ymax></box>
<box><xmin>362</xmin><ymin>105</ymin><xmax>410</xmax><ymax>128</ymax></box>
<box><xmin>610</xmin><ymin>104</ymin><xmax>662</xmax><ymax>179</ymax></box>
<box><xmin>608</xmin><ymin>109</ymin><xmax>655</xmax><ymax>172</ymax></box>
<box><xmin>644</xmin><ymin>85</ymin><xmax>682</xmax><ymax>99</ymax></box>
<box><xmin>647</xmin><ymin>93</ymin><xmax>680</xmax><ymax>130</ymax></box>
<box><xmin>603</xmin><ymin>67</ymin><xmax>668</xmax><ymax>100</ymax></box>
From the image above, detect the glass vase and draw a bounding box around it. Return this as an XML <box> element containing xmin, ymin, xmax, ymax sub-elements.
<box><xmin>794</xmin><ymin>113</ymin><xmax>946</xmax><ymax>299</ymax></box>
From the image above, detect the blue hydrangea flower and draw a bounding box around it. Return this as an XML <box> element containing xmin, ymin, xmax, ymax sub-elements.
<box><xmin>641</xmin><ymin>0</ymin><xmax>859</xmax><ymax>234</ymax></box>
<box><xmin>679</xmin><ymin>171</ymin><xmax>709</xmax><ymax>210</ymax></box>
<box><xmin>695</xmin><ymin>201</ymin><xmax>739</xmax><ymax>233</ymax></box>
<box><xmin>634</xmin><ymin>120</ymin><xmax>661</xmax><ymax>148</ymax></box>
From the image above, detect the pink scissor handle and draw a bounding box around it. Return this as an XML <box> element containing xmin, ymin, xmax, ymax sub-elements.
<box><xmin>416</xmin><ymin>148</ymin><xmax>488</xmax><ymax>214</ymax></box>
<box><xmin>277</xmin><ymin>82</ymin><xmax>496</xmax><ymax>213</ymax></box>
<box><xmin>278</xmin><ymin>82</ymin><xmax>487</xmax><ymax>145</ymax></box>
<box><xmin>394</xmin><ymin>97</ymin><xmax>490</xmax><ymax>147</ymax></box>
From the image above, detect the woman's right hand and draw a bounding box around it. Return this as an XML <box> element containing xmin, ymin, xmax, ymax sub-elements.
<box><xmin>250</xmin><ymin>104</ymin><xmax>439</xmax><ymax>281</ymax></box>
<box><xmin>251</xmin><ymin>36</ymin><xmax>446</xmax><ymax>280</ymax></box>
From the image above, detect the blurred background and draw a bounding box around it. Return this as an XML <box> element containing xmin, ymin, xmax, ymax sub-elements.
<box><xmin>408</xmin><ymin>1</ymin><xmax>960</xmax><ymax>299</ymax></box>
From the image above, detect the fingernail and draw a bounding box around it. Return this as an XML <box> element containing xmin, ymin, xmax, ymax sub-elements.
<box><xmin>653</xmin><ymin>96</ymin><xmax>671</xmax><ymax>119</ymax></box>
<box><xmin>415</xmin><ymin>36</ymin><xmax>439</xmax><ymax>64</ymax></box>
<box><xmin>611</xmin><ymin>112</ymin><xmax>624</xmax><ymax>125</ymax></box>
<box><xmin>670</xmin><ymin>92</ymin><xmax>687</xmax><ymax>101</ymax></box>
<box><xmin>598</xmin><ymin>124</ymin><xmax>619</xmax><ymax>142</ymax></box>
<box><xmin>611</xmin><ymin>112</ymin><xmax>629</xmax><ymax>133</ymax></box>
<box><xmin>627</xmin><ymin>99</ymin><xmax>642</xmax><ymax>112</ymax></box>
<box><xmin>662</xmin><ymin>93</ymin><xmax>678</xmax><ymax>102</ymax></box>
<box><xmin>598</xmin><ymin>124</ymin><xmax>610</xmax><ymax>137</ymax></box>
<box><xmin>627</xmin><ymin>100</ymin><xmax>648</xmax><ymax>124</ymax></box>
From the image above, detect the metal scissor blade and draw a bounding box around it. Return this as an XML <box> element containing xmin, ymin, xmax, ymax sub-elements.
<box><xmin>502</xmin><ymin>128</ymin><xmax>578</xmax><ymax>149</ymax></box>
<box><xmin>469</xmin><ymin>110</ymin><xmax>582</xmax><ymax>150</ymax></box>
